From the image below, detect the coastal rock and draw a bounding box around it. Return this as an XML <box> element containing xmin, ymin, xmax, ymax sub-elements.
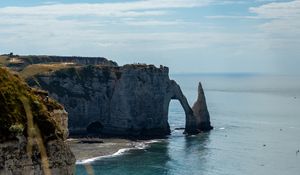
<box><xmin>49</xmin><ymin>109</ymin><xmax>69</xmax><ymax>140</ymax></box>
<box><xmin>26</xmin><ymin>63</ymin><xmax>212</xmax><ymax>137</ymax></box>
<box><xmin>0</xmin><ymin>68</ymin><xmax>75</xmax><ymax>175</ymax></box>
<box><xmin>0</xmin><ymin>139</ymin><xmax>75</xmax><ymax>175</ymax></box>
<box><xmin>191</xmin><ymin>82</ymin><xmax>213</xmax><ymax>132</ymax></box>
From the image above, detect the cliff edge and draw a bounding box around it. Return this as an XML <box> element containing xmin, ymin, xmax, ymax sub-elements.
<box><xmin>0</xmin><ymin>67</ymin><xmax>75</xmax><ymax>175</ymax></box>
<box><xmin>1</xmin><ymin>54</ymin><xmax>213</xmax><ymax>138</ymax></box>
<box><xmin>26</xmin><ymin>64</ymin><xmax>212</xmax><ymax>137</ymax></box>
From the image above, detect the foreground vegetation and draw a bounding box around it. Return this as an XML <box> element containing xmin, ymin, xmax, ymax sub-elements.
<box><xmin>0</xmin><ymin>67</ymin><xmax>64</xmax><ymax>142</ymax></box>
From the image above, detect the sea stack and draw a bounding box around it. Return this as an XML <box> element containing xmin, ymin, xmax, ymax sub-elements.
<box><xmin>192</xmin><ymin>82</ymin><xmax>213</xmax><ymax>131</ymax></box>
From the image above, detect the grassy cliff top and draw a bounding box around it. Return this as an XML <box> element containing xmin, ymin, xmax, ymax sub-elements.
<box><xmin>0</xmin><ymin>67</ymin><xmax>64</xmax><ymax>142</ymax></box>
<box><xmin>0</xmin><ymin>55</ymin><xmax>9</xmax><ymax>65</ymax></box>
<box><xmin>0</xmin><ymin>54</ymin><xmax>118</xmax><ymax>71</ymax></box>
<box><xmin>20</xmin><ymin>63</ymin><xmax>77</xmax><ymax>79</ymax></box>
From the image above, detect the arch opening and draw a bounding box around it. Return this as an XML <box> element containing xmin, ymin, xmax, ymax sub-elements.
<box><xmin>167</xmin><ymin>100</ymin><xmax>186</xmax><ymax>133</ymax></box>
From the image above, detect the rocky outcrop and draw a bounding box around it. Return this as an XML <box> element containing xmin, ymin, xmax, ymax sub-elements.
<box><xmin>27</xmin><ymin>64</ymin><xmax>212</xmax><ymax>137</ymax></box>
<box><xmin>192</xmin><ymin>83</ymin><xmax>213</xmax><ymax>132</ymax></box>
<box><xmin>49</xmin><ymin>109</ymin><xmax>69</xmax><ymax>140</ymax></box>
<box><xmin>0</xmin><ymin>139</ymin><xmax>75</xmax><ymax>175</ymax></box>
<box><xmin>0</xmin><ymin>67</ymin><xmax>75</xmax><ymax>175</ymax></box>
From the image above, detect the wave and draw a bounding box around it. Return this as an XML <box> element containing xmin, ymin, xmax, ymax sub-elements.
<box><xmin>76</xmin><ymin>139</ymin><xmax>162</xmax><ymax>164</ymax></box>
<box><xmin>76</xmin><ymin>148</ymin><xmax>133</xmax><ymax>164</ymax></box>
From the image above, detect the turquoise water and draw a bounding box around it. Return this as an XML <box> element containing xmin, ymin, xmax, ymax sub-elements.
<box><xmin>76</xmin><ymin>74</ymin><xmax>300</xmax><ymax>175</ymax></box>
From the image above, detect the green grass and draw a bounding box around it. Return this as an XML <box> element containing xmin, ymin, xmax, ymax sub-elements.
<box><xmin>0</xmin><ymin>67</ymin><xmax>65</xmax><ymax>142</ymax></box>
<box><xmin>20</xmin><ymin>63</ymin><xmax>76</xmax><ymax>79</ymax></box>
<box><xmin>0</xmin><ymin>55</ymin><xmax>9</xmax><ymax>66</ymax></box>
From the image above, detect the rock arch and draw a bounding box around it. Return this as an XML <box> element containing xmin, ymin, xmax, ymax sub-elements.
<box><xmin>165</xmin><ymin>81</ymin><xmax>212</xmax><ymax>135</ymax></box>
<box><xmin>28</xmin><ymin>65</ymin><xmax>212</xmax><ymax>137</ymax></box>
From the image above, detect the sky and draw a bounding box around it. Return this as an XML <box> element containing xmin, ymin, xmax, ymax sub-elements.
<box><xmin>0</xmin><ymin>0</ymin><xmax>299</xmax><ymax>74</ymax></box>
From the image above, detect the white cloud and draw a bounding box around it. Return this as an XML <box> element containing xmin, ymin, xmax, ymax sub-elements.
<box><xmin>123</xmin><ymin>19</ymin><xmax>193</xmax><ymax>26</ymax></box>
<box><xmin>250</xmin><ymin>0</ymin><xmax>300</xmax><ymax>19</ymax></box>
<box><xmin>206</xmin><ymin>0</ymin><xmax>300</xmax><ymax>37</ymax></box>
<box><xmin>0</xmin><ymin>0</ymin><xmax>214</xmax><ymax>42</ymax></box>
<box><xmin>0</xmin><ymin>0</ymin><xmax>216</xmax><ymax>54</ymax></box>
<box><xmin>205</xmin><ymin>15</ymin><xmax>259</xmax><ymax>19</ymax></box>
<box><xmin>0</xmin><ymin>0</ymin><xmax>210</xmax><ymax>17</ymax></box>
<box><xmin>0</xmin><ymin>0</ymin><xmax>299</xmax><ymax>74</ymax></box>
<box><xmin>0</xmin><ymin>0</ymin><xmax>296</xmax><ymax>53</ymax></box>
<box><xmin>249</xmin><ymin>0</ymin><xmax>300</xmax><ymax>36</ymax></box>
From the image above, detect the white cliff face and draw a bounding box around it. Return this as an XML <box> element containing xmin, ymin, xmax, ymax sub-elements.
<box><xmin>27</xmin><ymin>64</ymin><xmax>212</xmax><ymax>137</ymax></box>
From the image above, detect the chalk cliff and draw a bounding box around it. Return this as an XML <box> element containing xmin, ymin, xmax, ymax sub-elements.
<box><xmin>26</xmin><ymin>63</ymin><xmax>212</xmax><ymax>137</ymax></box>
<box><xmin>0</xmin><ymin>67</ymin><xmax>75</xmax><ymax>175</ymax></box>
<box><xmin>1</xmin><ymin>54</ymin><xmax>213</xmax><ymax>137</ymax></box>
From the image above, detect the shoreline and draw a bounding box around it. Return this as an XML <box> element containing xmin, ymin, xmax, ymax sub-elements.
<box><xmin>67</xmin><ymin>138</ymin><xmax>161</xmax><ymax>164</ymax></box>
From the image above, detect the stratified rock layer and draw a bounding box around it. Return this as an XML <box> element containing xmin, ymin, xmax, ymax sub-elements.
<box><xmin>0</xmin><ymin>67</ymin><xmax>75</xmax><ymax>175</ymax></box>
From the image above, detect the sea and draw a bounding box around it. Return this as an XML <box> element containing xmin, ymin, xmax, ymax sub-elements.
<box><xmin>76</xmin><ymin>73</ymin><xmax>300</xmax><ymax>175</ymax></box>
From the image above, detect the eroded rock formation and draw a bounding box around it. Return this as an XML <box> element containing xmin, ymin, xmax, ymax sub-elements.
<box><xmin>192</xmin><ymin>83</ymin><xmax>213</xmax><ymax>132</ymax></box>
<box><xmin>2</xmin><ymin>54</ymin><xmax>213</xmax><ymax>137</ymax></box>
<box><xmin>0</xmin><ymin>67</ymin><xmax>75</xmax><ymax>175</ymax></box>
<box><xmin>26</xmin><ymin>63</ymin><xmax>212</xmax><ymax>137</ymax></box>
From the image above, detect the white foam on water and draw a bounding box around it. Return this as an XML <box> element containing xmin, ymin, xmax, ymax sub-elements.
<box><xmin>144</xmin><ymin>139</ymin><xmax>161</xmax><ymax>144</ymax></box>
<box><xmin>76</xmin><ymin>148</ymin><xmax>133</xmax><ymax>164</ymax></box>
<box><xmin>76</xmin><ymin>139</ymin><xmax>162</xmax><ymax>164</ymax></box>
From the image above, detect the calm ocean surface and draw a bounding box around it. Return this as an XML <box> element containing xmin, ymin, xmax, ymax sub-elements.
<box><xmin>76</xmin><ymin>74</ymin><xmax>300</xmax><ymax>175</ymax></box>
